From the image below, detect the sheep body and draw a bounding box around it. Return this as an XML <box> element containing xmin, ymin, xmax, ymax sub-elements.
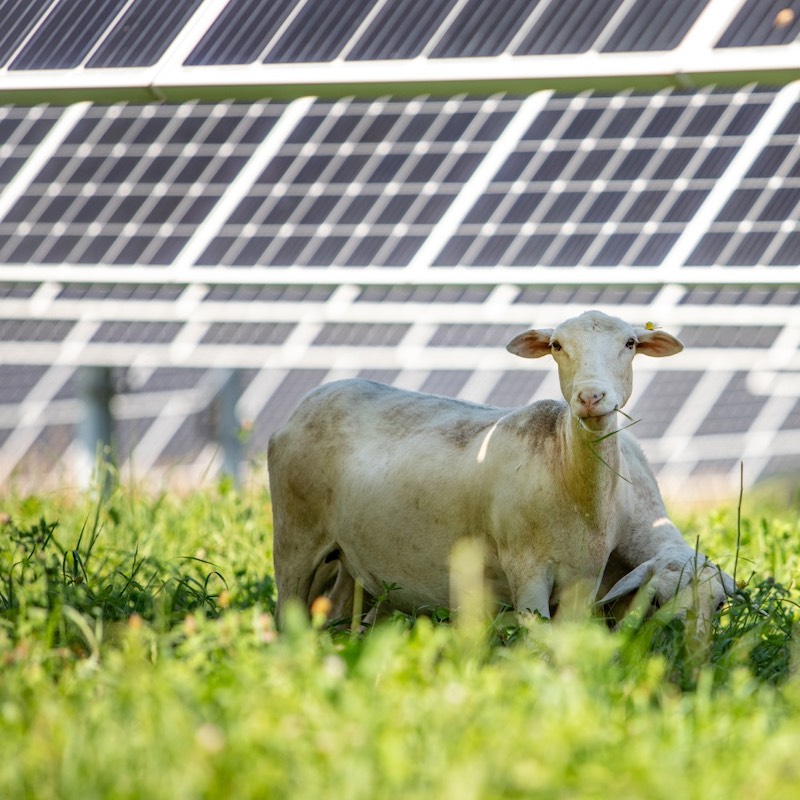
<box><xmin>269</xmin><ymin>311</ymin><xmax>733</xmax><ymax>626</ymax></box>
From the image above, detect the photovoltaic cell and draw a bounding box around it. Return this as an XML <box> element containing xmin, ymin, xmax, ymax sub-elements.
<box><xmin>515</xmin><ymin>285</ymin><xmax>660</xmax><ymax>305</ymax></box>
<box><xmin>696</xmin><ymin>373</ymin><xmax>768</xmax><ymax>436</ymax></box>
<box><xmin>57</xmin><ymin>283</ymin><xmax>184</xmax><ymax>300</ymax></box>
<box><xmin>346</xmin><ymin>0</ymin><xmax>459</xmax><ymax>60</ymax></box>
<box><xmin>10</xmin><ymin>0</ymin><xmax>129</xmax><ymax>70</ymax></box>
<box><xmin>0</xmin><ymin>0</ymin><xmax>52</xmax><ymax>68</ymax></box>
<box><xmin>513</xmin><ymin>0</ymin><xmax>624</xmax><ymax>55</ymax></box>
<box><xmin>357</xmin><ymin>369</ymin><xmax>400</xmax><ymax>384</ymax></box>
<box><xmin>0</xmin><ymin>364</ymin><xmax>47</xmax><ymax>404</ymax></box>
<box><xmin>91</xmin><ymin>321</ymin><xmax>183</xmax><ymax>344</ymax></box>
<box><xmin>160</xmin><ymin>413</ymin><xmax>209</xmax><ymax>464</ymax></box>
<box><xmin>138</xmin><ymin>367</ymin><xmax>208</xmax><ymax>393</ymax></box>
<box><xmin>780</xmin><ymin>399</ymin><xmax>800</xmax><ymax>431</ymax></box>
<box><xmin>628</xmin><ymin>371</ymin><xmax>702</xmax><ymax>439</ymax></box>
<box><xmin>204</xmin><ymin>285</ymin><xmax>335</xmax><ymax>302</ymax></box>
<box><xmin>763</xmin><ymin>454</ymin><xmax>800</xmax><ymax>479</ymax></box>
<box><xmin>680</xmin><ymin>285</ymin><xmax>800</xmax><ymax>305</ymax></box>
<box><xmin>486</xmin><ymin>372</ymin><xmax>544</xmax><ymax>407</ymax></box>
<box><xmin>419</xmin><ymin>370</ymin><xmax>472</xmax><ymax>398</ymax></box>
<box><xmin>264</xmin><ymin>0</ymin><xmax>378</xmax><ymax>63</ymax></box>
<box><xmin>184</xmin><ymin>0</ymin><xmax>302</xmax><ymax>65</ymax></box>
<box><xmin>691</xmin><ymin>458</ymin><xmax>742</xmax><ymax>477</ymax></box>
<box><xmin>0</xmin><ymin>319</ymin><xmax>74</xmax><ymax>340</ymax></box>
<box><xmin>25</xmin><ymin>425</ymin><xmax>72</xmax><ymax>470</ymax></box>
<box><xmin>313</xmin><ymin>323</ymin><xmax>410</xmax><ymax>347</ymax></box>
<box><xmin>0</xmin><ymin>108</ymin><xmax>61</xmax><ymax>191</ymax></box>
<box><xmin>0</xmin><ymin>282</ymin><xmax>37</xmax><ymax>298</ymax></box>
<box><xmin>430</xmin><ymin>0</ymin><xmax>541</xmax><ymax>58</ymax></box>
<box><xmin>356</xmin><ymin>285</ymin><xmax>493</xmax><ymax>303</ymax></box>
<box><xmin>115</xmin><ymin>417</ymin><xmax>157</xmax><ymax>462</ymax></box>
<box><xmin>717</xmin><ymin>0</ymin><xmax>800</xmax><ymax>47</ymax></box>
<box><xmin>201</xmin><ymin>322</ymin><xmax>294</xmax><ymax>345</ymax></box>
<box><xmin>429</xmin><ymin>324</ymin><xmax>522</xmax><ymax>348</ymax></box>
<box><xmin>678</xmin><ymin>325</ymin><xmax>781</xmax><ymax>349</ymax></box>
<box><xmin>87</xmin><ymin>0</ymin><xmax>205</xmax><ymax>68</ymax></box>
<box><xmin>601</xmin><ymin>0</ymin><xmax>705</xmax><ymax>52</ymax></box>
<box><xmin>249</xmin><ymin>369</ymin><xmax>328</xmax><ymax>450</ymax></box>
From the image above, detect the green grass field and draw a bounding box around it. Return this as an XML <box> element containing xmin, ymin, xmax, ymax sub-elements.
<box><xmin>1</xmin><ymin>477</ymin><xmax>799</xmax><ymax>799</ymax></box>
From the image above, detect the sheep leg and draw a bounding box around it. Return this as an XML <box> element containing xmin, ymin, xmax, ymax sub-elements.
<box><xmin>507</xmin><ymin>566</ymin><xmax>554</xmax><ymax>620</ymax></box>
<box><xmin>272</xmin><ymin>516</ymin><xmax>339</xmax><ymax>630</ymax></box>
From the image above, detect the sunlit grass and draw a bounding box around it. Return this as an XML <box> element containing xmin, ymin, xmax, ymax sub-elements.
<box><xmin>1</xmin><ymin>479</ymin><xmax>799</xmax><ymax>799</ymax></box>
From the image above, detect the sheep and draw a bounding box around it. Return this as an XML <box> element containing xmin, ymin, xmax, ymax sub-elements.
<box><xmin>268</xmin><ymin>310</ymin><xmax>734</xmax><ymax>628</ymax></box>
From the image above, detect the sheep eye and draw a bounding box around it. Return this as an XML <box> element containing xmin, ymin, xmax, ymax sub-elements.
<box><xmin>551</xmin><ymin>341</ymin><xmax>562</xmax><ymax>352</ymax></box>
<box><xmin>625</xmin><ymin>338</ymin><xmax>636</xmax><ymax>350</ymax></box>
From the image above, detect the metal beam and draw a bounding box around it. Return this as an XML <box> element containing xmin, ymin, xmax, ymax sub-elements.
<box><xmin>1</xmin><ymin>265</ymin><xmax>800</xmax><ymax>287</ymax></box>
<box><xmin>4</xmin><ymin>46</ymin><xmax>800</xmax><ymax>105</ymax></box>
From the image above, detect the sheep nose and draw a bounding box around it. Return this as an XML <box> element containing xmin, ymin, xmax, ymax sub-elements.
<box><xmin>577</xmin><ymin>389</ymin><xmax>606</xmax><ymax>410</ymax></box>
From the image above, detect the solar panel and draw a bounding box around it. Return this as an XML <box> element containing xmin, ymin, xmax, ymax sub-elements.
<box><xmin>717</xmin><ymin>0</ymin><xmax>800</xmax><ymax>47</ymax></box>
<box><xmin>86</xmin><ymin>0</ymin><xmax>206</xmax><ymax>69</ymax></box>
<box><xmin>429</xmin><ymin>0</ymin><xmax>538</xmax><ymax>59</ymax></box>
<box><xmin>185</xmin><ymin>0</ymin><xmax>302</xmax><ymax>66</ymax></box>
<box><xmin>601</xmin><ymin>0</ymin><xmax>706</xmax><ymax>52</ymax></box>
<box><xmin>0</xmin><ymin>102</ymin><xmax>284</xmax><ymax>266</ymax></box>
<box><xmin>697</xmin><ymin>372</ymin><xmax>769</xmax><ymax>436</ymax></box>
<box><xmin>485</xmin><ymin>371</ymin><xmax>544</xmax><ymax>407</ymax></box>
<box><xmin>0</xmin><ymin>0</ymin><xmax>55</xmax><ymax>68</ymax></box>
<box><xmin>10</xmin><ymin>0</ymin><xmax>130</xmax><ymax>71</ymax></box>
<box><xmin>263</xmin><ymin>0</ymin><xmax>378</xmax><ymax>64</ymax></box>
<box><xmin>1</xmin><ymin>2</ymin><xmax>800</xmax><ymax>496</ymax></box>
<box><xmin>419</xmin><ymin>370</ymin><xmax>473</xmax><ymax>397</ymax></box>
<box><xmin>513</xmin><ymin>0</ymin><xmax>625</xmax><ymax>55</ymax></box>
<box><xmin>685</xmin><ymin>99</ymin><xmax>800</xmax><ymax>267</ymax></box>
<box><xmin>346</xmin><ymin>0</ymin><xmax>460</xmax><ymax>61</ymax></box>
<box><xmin>0</xmin><ymin>365</ymin><xmax>48</xmax><ymax>403</ymax></box>
<box><xmin>201</xmin><ymin>322</ymin><xmax>294</xmax><ymax>345</ymax></box>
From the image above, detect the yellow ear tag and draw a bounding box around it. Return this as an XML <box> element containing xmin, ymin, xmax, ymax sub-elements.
<box><xmin>645</xmin><ymin>321</ymin><xmax>656</xmax><ymax>331</ymax></box>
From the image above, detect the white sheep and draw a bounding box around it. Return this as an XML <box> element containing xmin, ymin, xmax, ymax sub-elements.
<box><xmin>269</xmin><ymin>310</ymin><xmax>734</xmax><ymax>628</ymax></box>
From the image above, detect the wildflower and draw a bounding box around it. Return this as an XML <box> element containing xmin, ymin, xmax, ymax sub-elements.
<box><xmin>128</xmin><ymin>613</ymin><xmax>143</xmax><ymax>630</ymax></box>
<box><xmin>311</xmin><ymin>595</ymin><xmax>333</xmax><ymax>627</ymax></box>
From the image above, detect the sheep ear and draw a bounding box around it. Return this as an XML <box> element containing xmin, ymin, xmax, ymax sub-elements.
<box><xmin>506</xmin><ymin>328</ymin><xmax>554</xmax><ymax>359</ymax></box>
<box><xmin>634</xmin><ymin>328</ymin><xmax>683</xmax><ymax>358</ymax></box>
<box><xmin>596</xmin><ymin>561</ymin><xmax>654</xmax><ymax>605</ymax></box>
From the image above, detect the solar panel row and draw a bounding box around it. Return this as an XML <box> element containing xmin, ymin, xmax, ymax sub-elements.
<box><xmin>1</xmin><ymin>307</ymin><xmax>795</xmax><ymax>352</ymax></box>
<box><xmin>1</xmin><ymin>0</ymin><xmax>798</xmax><ymax>74</ymax></box>
<box><xmin>6</xmin><ymin>281</ymin><xmax>796</xmax><ymax>307</ymax></box>
<box><xmin>2</xmin><ymin>90</ymin><xmax>798</xmax><ymax>272</ymax></box>
<box><xmin>2</xmin><ymin>331</ymin><xmax>799</xmax><ymax>492</ymax></box>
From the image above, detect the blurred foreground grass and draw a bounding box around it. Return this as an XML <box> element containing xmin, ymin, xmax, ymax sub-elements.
<box><xmin>1</xmin><ymin>480</ymin><xmax>799</xmax><ymax>799</ymax></box>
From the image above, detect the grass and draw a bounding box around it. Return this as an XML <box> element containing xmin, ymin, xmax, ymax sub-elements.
<box><xmin>1</xmin><ymin>477</ymin><xmax>799</xmax><ymax>799</ymax></box>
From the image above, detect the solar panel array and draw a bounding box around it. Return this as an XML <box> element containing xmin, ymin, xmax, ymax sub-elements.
<box><xmin>0</xmin><ymin>0</ymin><xmax>799</xmax><ymax>497</ymax></box>
<box><xmin>2</xmin><ymin>0</ymin><xmax>798</xmax><ymax>73</ymax></box>
<box><xmin>2</xmin><ymin>0</ymin><xmax>800</xmax><ymax>105</ymax></box>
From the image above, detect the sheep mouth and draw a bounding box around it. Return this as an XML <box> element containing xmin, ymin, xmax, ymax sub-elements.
<box><xmin>581</xmin><ymin>408</ymin><xmax>615</xmax><ymax>419</ymax></box>
<box><xmin>575</xmin><ymin>407</ymin><xmax>617</xmax><ymax>422</ymax></box>
<box><xmin>574</xmin><ymin>405</ymin><xmax>620</xmax><ymax>431</ymax></box>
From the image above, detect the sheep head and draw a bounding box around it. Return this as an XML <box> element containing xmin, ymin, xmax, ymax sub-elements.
<box><xmin>506</xmin><ymin>311</ymin><xmax>682</xmax><ymax>431</ymax></box>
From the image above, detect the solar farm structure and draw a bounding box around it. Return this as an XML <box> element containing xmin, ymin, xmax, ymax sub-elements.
<box><xmin>1</xmin><ymin>0</ymin><xmax>800</xmax><ymax>499</ymax></box>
